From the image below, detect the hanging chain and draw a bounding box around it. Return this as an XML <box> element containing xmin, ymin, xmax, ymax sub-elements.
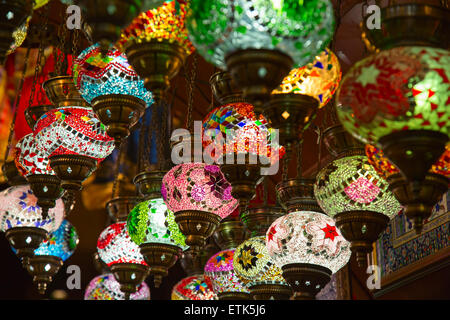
<box><xmin>56</xmin><ymin>18</ymin><xmax>68</xmax><ymax>75</ymax></box>
<box><xmin>282</xmin><ymin>153</ymin><xmax>290</xmax><ymax>181</ymax></box>
<box><xmin>159</xmin><ymin>100</ymin><xmax>169</xmax><ymax>170</ymax></box>
<box><xmin>184</xmin><ymin>54</ymin><xmax>198</xmax><ymax>133</ymax></box>
<box><xmin>111</xmin><ymin>140</ymin><xmax>126</xmax><ymax>199</ymax></box>
<box><xmin>137</xmin><ymin>109</ymin><xmax>149</xmax><ymax>173</ymax></box>
<box><xmin>149</xmin><ymin>102</ymin><xmax>159</xmax><ymax>170</ymax></box>
<box><xmin>296</xmin><ymin>141</ymin><xmax>303</xmax><ymax>179</ymax></box>
<box><xmin>315</xmin><ymin>126</ymin><xmax>323</xmax><ymax>176</ymax></box>
<box><xmin>263</xmin><ymin>177</ymin><xmax>268</xmax><ymax>206</ymax></box>
<box><xmin>3</xmin><ymin>47</ymin><xmax>31</xmax><ymax>163</ymax></box>
<box><xmin>71</xmin><ymin>28</ymin><xmax>79</xmax><ymax>76</ymax></box>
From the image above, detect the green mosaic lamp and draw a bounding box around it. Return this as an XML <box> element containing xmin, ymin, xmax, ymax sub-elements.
<box><xmin>187</xmin><ymin>0</ymin><xmax>335</xmax><ymax>108</ymax></box>
<box><xmin>336</xmin><ymin>46</ymin><xmax>450</xmax><ymax>191</ymax></box>
<box><xmin>127</xmin><ymin>198</ymin><xmax>188</xmax><ymax>287</ymax></box>
<box><xmin>313</xmin><ymin>125</ymin><xmax>402</xmax><ymax>267</ymax></box>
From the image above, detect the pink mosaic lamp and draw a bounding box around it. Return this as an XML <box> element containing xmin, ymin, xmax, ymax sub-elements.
<box><xmin>162</xmin><ymin>163</ymin><xmax>238</xmax><ymax>256</ymax></box>
<box><xmin>97</xmin><ymin>222</ymin><xmax>149</xmax><ymax>299</ymax></box>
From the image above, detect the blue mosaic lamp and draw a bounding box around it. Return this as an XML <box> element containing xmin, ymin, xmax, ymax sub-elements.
<box><xmin>73</xmin><ymin>43</ymin><xmax>154</xmax><ymax>146</ymax></box>
<box><xmin>26</xmin><ymin>220</ymin><xmax>79</xmax><ymax>295</ymax></box>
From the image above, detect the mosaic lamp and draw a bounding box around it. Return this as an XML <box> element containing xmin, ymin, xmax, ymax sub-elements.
<box><xmin>97</xmin><ymin>222</ymin><xmax>149</xmax><ymax>299</ymax></box>
<box><xmin>204</xmin><ymin>248</ymin><xmax>251</xmax><ymax>300</ymax></box>
<box><xmin>75</xmin><ymin>0</ymin><xmax>143</xmax><ymax>53</ymax></box>
<box><xmin>84</xmin><ymin>273</ymin><xmax>150</xmax><ymax>300</ymax></box>
<box><xmin>0</xmin><ymin>0</ymin><xmax>33</xmax><ymax>64</ymax></box>
<box><xmin>336</xmin><ymin>46</ymin><xmax>450</xmax><ymax>189</ymax></box>
<box><xmin>266</xmin><ymin>210</ymin><xmax>351</xmax><ymax>300</ymax></box>
<box><xmin>366</xmin><ymin>144</ymin><xmax>449</xmax><ymax>233</ymax></box>
<box><xmin>127</xmin><ymin>198</ymin><xmax>188</xmax><ymax>288</ymax></box>
<box><xmin>187</xmin><ymin>0</ymin><xmax>335</xmax><ymax>108</ymax></box>
<box><xmin>314</xmin><ymin>131</ymin><xmax>402</xmax><ymax>266</ymax></box>
<box><xmin>266</xmin><ymin>49</ymin><xmax>341</xmax><ymax>149</ymax></box>
<box><xmin>26</xmin><ymin>220</ymin><xmax>78</xmax><ymax>294</ymax></box>
<box><xmin>202</xmin><ymin>101</ymin><xmax>285</xmax><ymax>213</ymax></box>
<box><xmin>0</xmin><ymin>184</ymin><xmax>65</xmax><ymax>265</ymax></box>
<box><xmin>171</xmin><ymin>274</ymin><xmax>217</xmax><ymax>300</ymax></box>
<box><xmin>118</xmin><ymin>0</ymin><xmax>195</xmax><ymax>103</ymax></box>
<box><xmin>233</xmin><ymin>236</ymin><xmax>292</xmax><ymax>300</ymax></box>
<box><xmin>162</xmin><ymin>163</ymin><xmax>238</xmax><ymax>256</ymax></box>
<box><xmin>73</xmin><ymin>43</ymin><xmax>153</xmax><ymax>146</ymax></box>
<box><xmin>15</xmin><ymin>133</ymin><xmax>63</xmax><ymax>220</ymax></box>
<box><xmin>34</xmin><ymin>106</ymin><xmax>115</xmax><ymax>195</ymax></box>
<box><xmin>6</xmin><ymin>16</ymin><xmax>29</xmax><ymax>57</ymax></box>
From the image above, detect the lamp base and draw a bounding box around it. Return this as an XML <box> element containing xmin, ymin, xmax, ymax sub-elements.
<box><xmin>240</xmin><ymin>206</ymin><xmax>284</xmax><ymax>238</ymax></box>
<box><xmin>133</xmin><ymin>170</ymin><xmax>167</xmax><ymax>200</ymax></box>
<box><xmin>209</xmin><ymin>71</ymin><xmax>244</xmax><ymax>105</ymax></box>
<box><xmin>174</xmin><ymin>210</ymin><xmax>222</xmax><ymax>257</ymax></box>
<box><xmin>213</xmin><ymin>217</ymin><xmax>248</xmax><ymax>250</ymax></box>
<box><xmin>25</xmin><ymin>105</ymin><xmax>55</xmax><ymax>130</ymax></box>
<box><xmin>2</xmin><ymin>160</ymin><xmax>27</xmax><ymax>186</ymax></box>
<box><xmin>26</xmin><ymin>255</ymin><xmax>63</xmax><ymax>295</ymax></box>
<box><xmin>281</xmin><ymin>263</ymin><xmax>332</xmax><ymax>300</ymax></box>
<box><xmin>49</xmin><ymin>154</ymin><xmax>97</xmax><ymax>191</ymax></box>
<box><xmin>276</xmin><ymin>178</ymin><xmax>323</xmax><ymax>213</ymax></box>
<box><xmin>387</xmin><ymin>172</ymin><xmax>448</xmax><ymax>234</ymax></box>
<box><xmin>106</xmin><ymin>196</ymin><xmax>141</xmax><ymax>223</ymax></box>
<box><xmin>334</xmin><ymin>210</ymin><xmax>389</xmax><ymax>267</ymax></box>
<box><xmin>91</xmin><ymin>94</ymin><xmax>146</xmax><ymax>147</ymax></box>
<box><xmin>264</xmin><ymin>93</ymin><xmax>319</xmax><ymax>149</ymax></box>
<box><xmin>5</xmin><ymin>227</ymin><xmax>48</xmax><ymax>267</ymax></box>
<box><xmin>225</xmin><ymin>49</ymin><xmax>293</xmax><ymax>112</ymax></box>
<box><xmin>125</xmin><ymin>39</ymin><xmax>187</xmax><ymax>104</ymax></box>
<box><xmin>378</xmin><ymin>130</ymin><xmax>448</xmax><ymax>186</ymax></box>
<box><xmin>27</xmin><ymin>174</ymin><xmax>63</xmax><ymax>220</ymax></box>
<box><xmin>42</xmin><ymin>76</ymin><xmax>90</xmax><ymax>108</ymax></box>
<box><xmin>323</xmin><ymin>124</ymin><xmax>365</xmax><ymax>159</ymax></box>
<box><xmin>110</xmin><ymin>263</ymin><xmax>149</xmax><ymax>299</ymax></box>
<box><xmin>139</xmin><ymin>243</ymin><xmax>182</xmax><ymax>288</ymax></box>
<box><xmin>249</xmin><ymin>283</ymin><xmax>293</xmax><ymax>300</ymax></box>
<box><xmin>217</xmin><ymin>292</ymin><xmax>252</xmax><ymax>300</ymax></box>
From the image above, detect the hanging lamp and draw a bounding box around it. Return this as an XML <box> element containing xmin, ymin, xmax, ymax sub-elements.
<box><xmin>84</xmin><ymin>273</ymin><xmax>150</xmax><ymax>300</ymax></box>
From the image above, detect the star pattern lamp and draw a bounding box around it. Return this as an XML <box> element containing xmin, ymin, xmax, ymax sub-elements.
<box><xmin>171</xmin><ymin>274</ymin><xmax>217</xmax><ymax>300</ymax></box>
<box><xmin>187</xmin><ymin>0</ymin><xmax>335</xmax><ymax>107</ymax></box>
<box><xmin>118</xmin><ymin>0</ymin><xmax>195</xmax><ymax>103</ymax></box>
<box><xmin>204</xmin><ymin>248</ymin><xmax>251</xmax><ymax>300</ymax></box>
<box><xmin>233</xmin><ymin>236</ymin><xmax>292</xmax><ymax>300</ymax></box>
<box><xmin>336</xmin><ymin>46</ymin><xmax>450</xmax><ymax>187</ymax></box>
<box><xmin>74</xmin><ymin>43</ymin><xmax>153</xmax><ymax>146</ymax></box>
<box><xmin>162</xmin><ymin>163</ymin><xmax>238</xmax><ymax>256</ymax></box>
<box><xmin>97</xmin><ymin>222</ymin><xmax>149</xmax><ymax>299</ymax></box>
<box><xmin>127</xmin><ymin>198</ymin><xmax>188</xmax><ymax>287</ymax></box>
<box><xmin>266</xmin><ymin>211</ymin><xmax>351</xmax><ymax>300</ymax></box>
<box><xmin>84</xmin><ymin>273</ymin><xmax>150</xmax><ymax>300</ymax></box>
<box><xmin>0</xmin><ymin>185</ymin><xmax>65</xmax><ymax>265</ymax></box>
<box><xmin>366</xmin><ymin>144</ymin><xmax>449</xmax><ymax>233</ymax></box>
<box><xmin>26</xmin><ymin>220</ymin><xmax>78</xmax><ymax>294</ymax></box>
<box><xmin>15</xmin><ymin>134</ymin><xmax>63</xmax><ymax>220</ymax></box>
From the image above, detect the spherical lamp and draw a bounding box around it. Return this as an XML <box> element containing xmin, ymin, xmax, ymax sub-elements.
<box><xmin>171</xmin><ymin>274</ymin><xmax>217</xmax><ymax>300</ymax></box>
<box><xmin>26</xmin><ymin>219</ymin><xmax>78</xmax><ymax>294</ymax></box>
<box><xmin>366</xmin><ymin>144</ymin><xmax>449</xmax><ymax>233</ymax></box>
<box><xmin>127</xmin><ymin>198</ymin><xmax>188</xmax><ymax>287</ymax></box>
<box><xmin>234</xmin><ymin>236</ymin><xmax>292</xmax><ymax>300</ymax></box>
<box><xmin>336</xmin><ymin>46</ymin><xmax>450</xmax><ymax>186</ymax></box>
<box><xmin>118</xmin><ymin>0</ymin><xmax>195</xmax><ymax>103</ymax></box>
<box><xmin>84</xmin><ymin>273</ymin><xmax>150</xmax><ymax>300</ymax></box>
<box><xmin>266</xmin><ymin>211</ymin><xmax>351</xmax><ymax>300</ymax></box>
<box><xmin>97</xmin><ymin>222</ymin><xmax>149</xmax><ymax>299</ymax></box>
<box><xmin>73</xmin><ymin>43</ymin><xmax>153</xmax><ymax>146</ymax></box>
<box><xmin>204</xmin><ymin>248</ymin><xmax>251</xmax><ymax>300</ymax></box>
<box><xmin>162</xmin><ymin>163</ymin><xmax>238</xmax><ymax>255</ymax></box>
<box><xmin>0</xmin><ymin>185</ymin><xmax>65</xmax><ymax>265</ymax></box>
<box><xmin>187</xmin><ymin>0</ymin><xmax>335</xmax><ymax>107</ymax></box>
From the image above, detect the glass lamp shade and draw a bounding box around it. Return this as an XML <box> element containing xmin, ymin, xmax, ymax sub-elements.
<box><xmin>204</xmin><ymin>249</ymin><xmax>249</xmax><ymax>295</ymax></box>
<box><xmin>233</xmin><ymin>236</ymin><xmax>286</xmax><ymax>287</ymax></box>
<box><xmin>314</xmin><ymin>155</ymin><xmax>402</xmax><ymax>218</ymax></box>
<box><xmin>171</xmin><ymin>274</ymin><xmax>217</xmax><ymax>300</ymax></box>
<box><xmin>34</xmin><ymin>220</ymin><xmax>78</xmax><ymax>262</ymax></box>
<box><xmin>266</xmin><ymin>211</ymin><xmax>351</xmax><ymax>273</ymax></box>
<box><xmin>161</xmin><ymin>163</ymin><xmax>238</xmax><ymax>219</ymax></box>
<box><xmin>73</xmin><ymin>44</ymin><xmax>154</xmax><ymax>106</ymax></box>
<box><xmin>15</xmin><ymin>133</ymin><xmax>55</xmax><ymax>176</ymax></box>
<box><xmin>272</xmin><ymin>48</ymin><xmax>341</xmax><ymax>108</ymax></box>
<box><xmin>117</xmin><ymin>0</ymin><xmax>195</xmax><ymax>55</ymax></box>
<box><xmin>34</xmin><ymin>107</ymin><xmax>115</xmax><ymax>161</ymax></box>
<box><xmin>366</xmin><ymin>144</ymin><xmax>450</xmax><ymax>181</ymax></box>
<box><xmin>0</xmin><ymin>185</ymin><xmax>64</xmax><ymax>233</ymax></box>
<box><xmin>336</xmin><ymin>46</ymin><xmax>450</xmax><ymax>145</ymax></box>
<box><xmin>84</xmin><ymin>273</ymin><xmax>150</xmax><ymax>300</ymax></box>
<box><xmin>187</xmin><ymin>0</ymin><xmax>335</xmax><ymax>69</ymax></box>
<box><xmin>97</xmin><ymin>222</ymin><xmax>148</xmax><ymax>267</ymax></box>
<box><xmin>127</xmin><ymin>198</ymin><xmax>188</xmax><ymax>249</ymax></box>
<box><xmin>202</xmin><ymin>102</ymin><xmax>285</xmax><ymax>163</ymax></box>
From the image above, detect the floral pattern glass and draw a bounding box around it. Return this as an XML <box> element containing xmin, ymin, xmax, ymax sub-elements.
<box><xmin>15</xmin><ymin>133</ymin><xmax>55</xmax><ymax>176</ymax></box>
<box><xmin>34</xmin><ymin>219</ymin><xmax>78</xmax><ymax>261</ymax></box>
<box><xmin>171</xmin><ymin>274</ymin><xmax>217</xmax><ymax>300</ymax></box>
<box><xmin>84</xmin><ymin>273</ymin><xmax>150</xmax><ymax>300</ymax></box>
<box><xmin>266</xmin><ymin>211</ymin><xmax>351</xmax><ymax>273</ymax></box>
